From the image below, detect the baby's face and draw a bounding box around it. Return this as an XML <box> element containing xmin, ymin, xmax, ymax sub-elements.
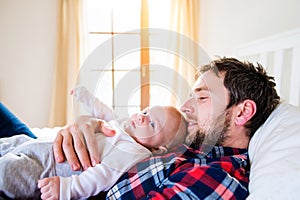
<box><xmin>124</xmin><ymin>106</ymin><xmax>185</xmax><ymax>149</ymax></box>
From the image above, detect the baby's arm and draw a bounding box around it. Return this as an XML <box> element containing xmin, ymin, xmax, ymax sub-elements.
<box><xmin>38</xmin><ymin>176</ymin><xmax>60</xmax><ymax>200</ymax></box>
<box><xmin>72</xmin><ymin>86</ymin><xmax>114</xmax><ymax>121</ymax></box>
<box><xmin>49</xmin><ymin>131</ymin><xmax>151</xmax><ymax>199</ymax></box>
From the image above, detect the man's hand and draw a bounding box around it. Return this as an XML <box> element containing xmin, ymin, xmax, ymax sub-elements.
<box><xmin>38</xmin><ymin>176</ymin><xmax>60</xmax><ymax>200</ymax></box>
<box><xmin>53</xmin><ymin>116</ymin><xmax>116</xmax><ymax>171</ymax></box>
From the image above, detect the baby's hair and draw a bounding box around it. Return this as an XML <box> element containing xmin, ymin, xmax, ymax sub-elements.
<box><xmin>165</xmin><ymin>106</ymin><xmax>187</xmax><ymax>149</ymax></box>
<box><xmin>152</xmin><ymin>106</ymin><xmax>187</xmax><ymax>155</ymax></box>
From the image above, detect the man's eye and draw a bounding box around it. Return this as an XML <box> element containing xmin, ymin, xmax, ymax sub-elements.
<box><xmin>197</xmin><ymin>96</ymin><xmax>208</xmax><ymax>101</ymax></box>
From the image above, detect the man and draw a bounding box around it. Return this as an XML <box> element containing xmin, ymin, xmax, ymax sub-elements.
<box><xmin>52</xmin><ymin>57</ymin><xmax>280</xmax><ymax>199</ymax></box>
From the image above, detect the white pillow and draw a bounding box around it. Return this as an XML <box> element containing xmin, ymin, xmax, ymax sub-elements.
<box><xmin>247</xmin><ymin>102</ymin><xmax>300</xmax><ymax>199</ymax></box>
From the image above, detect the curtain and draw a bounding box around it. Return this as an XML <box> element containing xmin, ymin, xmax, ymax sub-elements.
<box><xmin>168</xmin><ymin>0</ymin><xmax>201</xmax><ymax>106</ymax></box>
<box><xmin>48</xmin><ymin>0</ymin><xmax>84</xmax><ymax>127</ymax></box>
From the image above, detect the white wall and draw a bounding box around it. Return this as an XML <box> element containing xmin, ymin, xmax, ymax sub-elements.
<box><xmin>199</xmin><ymin>0</ymin><xmax>300</xmax><ymax>57</ymax></box>
<box><xmin>1</xmin><ymin>0</ymin><xmax>299</xmax><ymax>128</ymax></box>
<box><xmin>0</xmin><ymin>0</ymin><xmax>57</xmax><ymax>127</ymax></box>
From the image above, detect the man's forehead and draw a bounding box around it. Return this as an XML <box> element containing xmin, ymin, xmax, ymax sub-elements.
<box><xmin>192</xmin><ymin>70</ymin><xmax>223</xmax><ymax>91</ymax></box>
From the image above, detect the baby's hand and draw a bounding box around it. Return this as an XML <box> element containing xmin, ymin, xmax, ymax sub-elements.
<box><xmin>70</xmin><ymin>86</ymin><xmax>89</xmax><ymax>98</ymax></box>
<box><xmin>38</xmin><ymin>176</ymin><xmax>60</xmax><ymax>200</ymax></box>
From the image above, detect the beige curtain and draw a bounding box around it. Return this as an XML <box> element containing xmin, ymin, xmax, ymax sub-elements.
<box><xmin>169</xmin><ymin>0</ymin><xmax>201</xmax><ymax>106</ymax></box>
<box><xmin>48</xmin><ymin>0</ymin><xmax>84</xmax><ymax>127</ymax></box>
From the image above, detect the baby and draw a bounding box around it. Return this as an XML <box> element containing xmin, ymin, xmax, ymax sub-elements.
<box><xmin>0</xmin><ymin>86</ymin><xmax>187</xmax><ymax>199</ymax></box>
<box><xmin>70</xmin><ymin>86</ymin><xmax>187</xmax><ymax>152</ymax></box>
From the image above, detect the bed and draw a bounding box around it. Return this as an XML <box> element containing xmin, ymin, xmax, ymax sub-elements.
<box><xmin>227</xmin><ymin>28</ymin><xmax>300</xmax><ymax>199</ymax></box>
<box><xmin>31</xmin><ymin>28</ymin><xmax>300</xmax><ymax>199</ymax></box>
<box><xmin>231</xmin><ymin>28</ymin><xmax>300</xmax><ymax>108</ymax></box>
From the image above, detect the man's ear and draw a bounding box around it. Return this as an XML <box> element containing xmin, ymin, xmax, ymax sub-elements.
<box><xmin>235</xmin><ymin>100</ymin><xmax>257</xmax><ymax>126</ymax></box>
<box><xmin>151</xmin><ymin>146</ymin><xmax>168</xmax><ymax>155</ymax></box>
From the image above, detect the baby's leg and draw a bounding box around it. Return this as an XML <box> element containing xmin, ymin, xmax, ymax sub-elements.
<box><xmin>0</xmin><ymin>134</ymin><xmax>32</xmax><ymax>156</ymax></box>
<box><xmin>0</xmin><ymin>152</ymin><xmax>44</xmax><ymax>199</ymax></box>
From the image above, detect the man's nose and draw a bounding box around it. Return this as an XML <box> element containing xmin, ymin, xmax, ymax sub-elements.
<box><xmin>180</xmin><ymin>98</ymin><xmax>195</xmax><ymax>113</ymax></box>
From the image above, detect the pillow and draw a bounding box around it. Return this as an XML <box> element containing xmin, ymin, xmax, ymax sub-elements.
<box><xmin>247</xmin><ymin>102</ymin><xmax>300</xmax><ymax>199</ymax></box>
<box><xmin>0</xmin><ymin>102</ymin><xmax>36</xmax><ymax>139</ymax></box>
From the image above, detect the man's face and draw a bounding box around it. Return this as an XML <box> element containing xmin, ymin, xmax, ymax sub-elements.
<box><xmin>180</xmin><ymin>70</ymin><xmax>230</xmax><ymax>149</ymax></box>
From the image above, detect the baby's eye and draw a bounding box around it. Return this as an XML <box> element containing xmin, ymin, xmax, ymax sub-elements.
<box><xmin>188</xmin><ymin>93</ymin><xmax>194</xmax><ymax>98</ymax></box>
<box><xmin>149</xmin><ymin>120</ymin><xmax>155</xmax><ymax>128</ymax></box>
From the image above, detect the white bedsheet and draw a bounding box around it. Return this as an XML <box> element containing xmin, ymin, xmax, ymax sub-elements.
<box><xmin>30</xmin><ymin>127</ymin><xmax>62</xmax><ymax>142</ymax></box>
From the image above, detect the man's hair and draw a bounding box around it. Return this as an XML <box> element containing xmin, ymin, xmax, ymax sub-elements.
<box><xmin>199</xmin><ymin>57</ymin><xmax>280</xmax><ymax>138</ymax></box>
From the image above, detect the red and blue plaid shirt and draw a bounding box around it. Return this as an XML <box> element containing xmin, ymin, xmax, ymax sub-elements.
<box><xmin>106</xmin><ymin>144</ymin><xmax>249</xmax><ymax>200</ymax></box>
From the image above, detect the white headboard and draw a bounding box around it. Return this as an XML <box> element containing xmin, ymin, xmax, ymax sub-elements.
<box><xmin>232</xmin><ymin>29</ymin><xmax>300</xmax><ymax>108</ymax></box>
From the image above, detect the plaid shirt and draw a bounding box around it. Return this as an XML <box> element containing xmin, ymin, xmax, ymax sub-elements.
<box><xmin>106</xmin><ymin>144</ymin><xmax>249</xmax><ymax>200</ymax></box>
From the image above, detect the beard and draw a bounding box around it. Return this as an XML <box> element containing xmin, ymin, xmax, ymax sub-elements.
<box><xmin>189</xmin><ymin>109</ymin><xmax>231</xmax><ymax>150</ymax></box>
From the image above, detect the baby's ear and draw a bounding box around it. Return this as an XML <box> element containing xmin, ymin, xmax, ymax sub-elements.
<box><xmin>151</xmin><ymin>146</ymin><xmax>168</xmax><ymax>155</ymax></box>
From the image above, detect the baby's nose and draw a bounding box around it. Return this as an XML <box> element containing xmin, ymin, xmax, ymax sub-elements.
<box><xmin>138</xmin><ymin>114</ymin><xmax>150</xmax><ymax>125</ymax></box>
<box><xmin>138</xmin><ymin>115</ymin><xmax>145</xmax><ymax>123</ymax></box>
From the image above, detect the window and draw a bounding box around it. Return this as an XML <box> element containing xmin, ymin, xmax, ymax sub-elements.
<box><xmin>84</xmin><ymin>0</ymin><xmax>172</xmax><ymax>118</ymax></box>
